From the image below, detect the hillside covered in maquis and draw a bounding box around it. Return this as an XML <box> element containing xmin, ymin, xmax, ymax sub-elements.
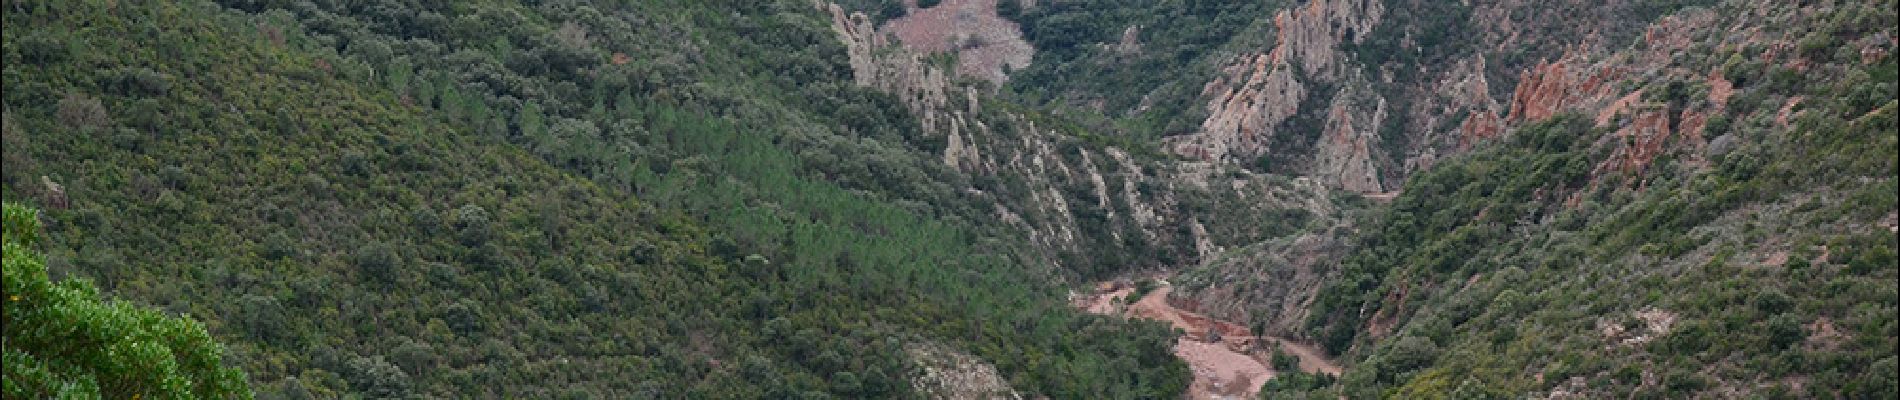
<box><xmin>1</xmin><ymin>1</ymin><xmax>1187</xmax><ymax>398</ymax></box>
<box><xmin>6</xmin><ymin>0</ymin><xmax>1898</xmax><ymax>398</ymax></box>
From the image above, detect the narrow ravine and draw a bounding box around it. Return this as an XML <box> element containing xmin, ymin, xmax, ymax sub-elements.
<box><xmin>1074</xmin><ymin>278</ymin><xmax>1341</xmax><ymax>399</ymax></box>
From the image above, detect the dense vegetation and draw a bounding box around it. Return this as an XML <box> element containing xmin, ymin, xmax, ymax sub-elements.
<box><xmin>2</xmin><ymin>0</ymin><xmax>1187</xmax><ymax>397</ymax></box>
<box><xmin>4</xmin><ymin>203</ymin><xmax>252</xmax><ymax>399</ymax></box>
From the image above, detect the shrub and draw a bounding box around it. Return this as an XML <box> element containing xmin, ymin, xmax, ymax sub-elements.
<box><xmin>354</xmin><ymin>243</ymin><xmax>400</xmax><ymax>284</ymax></box>
<box><xmin>343</xmin><ymin>356</ymin><xmax>410</xmax><ymax>398</ymax></box>
<box><xmin>54</xmin><ymin>92</ymin><xmax>109</xmax><ymax>131</ymax></box>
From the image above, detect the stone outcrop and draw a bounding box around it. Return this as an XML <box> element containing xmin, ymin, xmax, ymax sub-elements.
<box><xmin>1114</xmin><ymin>25</ymin><xmax>1142</xmax><ymax>54</ymax></box>
<box><xmin>906</xmin><ymin>341</ymin><xmax>1023</xmax><ymax>400</ymax></box>
<box><xmin>1265</xmin><ymin>0</ymin><xmax>1383</xmax><ymax>78</ymax></box>
<box><xmin>1172</xmin><ymin>0</ymin><xmax>1752</xmax><ymax>194</ymax></box>
<box><xmin>1394</xmin><ymin>54</ymin><xmax>1509</xmax><ymax>175</ymax></box>
<box><xmin>1445</xmin><ymin>56</ymin><xmax>1508</xmax><ymax>152</ymax></box>
<box><xmin>827</xmin><ymin>4</ymin><xmax>958</xmax><ymax>136</ymax></box>
<box><xmin>1168</xmin><ymin>0</ymin><xmax>1385</xmax><ymax>191</ymax></box>
<box><xmin>1505</xmin><ymin>53</ymin><xmax>1627</xmax><ymax>124</ymax></box>
<box><xmin>1492</xmin><ymin>9</ymin><xmax>1736</xmax><ymax>189</ymax></box>
<box><xmin>1176</xmin><ymin>52</ymin><xmax>1306</xmax><ymax>162</ymax></box>
<box><xmin>1314</xmin><ymin>76</ymin><xmax>1386</xmax><ymax>193</ymax></box>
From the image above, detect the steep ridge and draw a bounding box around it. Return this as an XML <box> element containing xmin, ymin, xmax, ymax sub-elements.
<box><xmin>825</xmin><ymin>2</ymin><xmax>1339</xmax><ymax>277</ymax></box>
<box><xmin>1313</xmin><ymin>75</ymin><xmax>1388</xmax><ymax>194</ymax></box>
<box><xmin>1274</xmin><ymin>0</ymin><xmax>1898</xmax><ymax>396</ymax></box>
<box><xmin>1170</xmin><ymin>0</ymin><xmax>1729</xmax><ymax>351</ymax></box>
<box><xmin>1167</xmin><ymin>0</ymin><xmax>1387</xmax><ymax>193</ymax></box>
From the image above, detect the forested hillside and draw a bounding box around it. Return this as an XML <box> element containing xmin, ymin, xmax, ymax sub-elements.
<box><xmin>2</xmin><ymin>1</ymin><xmax>1191</xmax><ymax>397</ymax></box>
<box><xmin>4</xmin><ymin>0</ymin><xmax>1895</xmax><ymax>398</ymax></box>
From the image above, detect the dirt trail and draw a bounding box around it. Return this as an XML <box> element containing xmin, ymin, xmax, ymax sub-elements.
<box><xmin>1073</xmin><ymin>279</ymin><xmax>1342</xmax><ymax>399</ymax></box>
<box><xmin>1271</xmin><ymin>336</ymin><xmax>1343</xmax><ymax>376</ymax></box>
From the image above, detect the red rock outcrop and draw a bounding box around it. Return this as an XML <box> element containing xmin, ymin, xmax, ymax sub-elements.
<box><xmin>1707</xmin><ymin>72</ymin><xmax>1735</xmax><ymax>106</ymax></box>
<box><xmin>1442</xmin><ymin>55</ymin><xmax>1509</xmax><ymax>152</ymax></box>
<box><xmin>1592</xmin><ymin>106</ymin><xmax>1676</xmax><ymax>180</ymax></box>
<box><xmin>1489</xmin><ymin>9</ymin><xmax>1736</xmax><ymax>192</ymax></box>
<box><xmin>1315</xmin><ymin>79</ymin><xmax>1387</xmax><ymax>193</ymax></box>
<box><xmin>1174</xmin><ymin>52</ymin><xmax>1305</xmax><ymax>162</ymax></box>
<box><xmin>1595</xmin><ymin>91</ymin><xmax>1645</xmax><ymax>126</ymax></box>
<box><xmin>1506</xmin><ymin>54</ymin><xmax>1627</xmax><ymax>124</ymax></box>
<box><xmin>1459</xmin><ymin>111</ymin><xmax>1505</xmax><ymax>150</ymax></box>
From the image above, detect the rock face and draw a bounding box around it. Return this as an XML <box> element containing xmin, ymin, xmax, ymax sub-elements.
<box><xmin>1446</xmin><ymin>56</ymin><xmax>1508</xmax><ymax>152</ymax></box>
<box><xmin>1115</xmin><ymin>25</ymin><xmax>1142</xmax><ymax>54</ymax></box>
<box><xmin>1167</xmin><ymin>0</ymin><xmax>1739</xmax><ymax>193</ymax></box>
<box><xmin>827</xmin><ymin>4</ymin><xmax>958</xmax><ymax>136</ymax></box>
<box><xmin>1490</xmin><ymin>9</ymin><xmax>1739</xmax><ymax>190</ymax></box>
<box><xmin>906</xmin><ymin>342</ymin><xmax>1023</xmax><ymax>400</ymax></box>
<box><xmin>1169</xmin><ymin>0</ymin><xmax>1385</xmax><ymax>182</ymax></box>
<box><xmin>1314</xmin><ymin>75</ymin><xmax>1388</xmax><ymax>193</ymax></box>
<box><xmin>1177</xmin><ymin>52</ymin><xmax>1304</xmax><ymax>163</ymax></box>
<box><xmin>1265</xmin><ymin>0</ymin><xmax>1384</xmax><ymax>78</ymax></box>
<box><xmin>1506</xmin><ymin>54</ymin><xmax>1625</xmax><ymax>124</ymax></box>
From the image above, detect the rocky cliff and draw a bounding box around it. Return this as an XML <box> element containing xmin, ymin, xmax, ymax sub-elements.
<box><xmin>1167</xmin><ymin>0</ymin><xmax>1386</xmax><ymax>193</ymax></box>
<box><xmin>825</xmin><ymin>2</ymin><xmax>1336</xmax><ymax>276</ymax></box>
<box><xmin>1314</xmin><ymin>74</ymin><xmax>1388</xmax><ymax>193</ymax></box>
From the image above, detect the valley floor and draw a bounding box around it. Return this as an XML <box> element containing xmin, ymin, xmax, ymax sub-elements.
<box><xmin>1074</xmin><ymin>277</ymin><xmax>1341</xmax><ymax>399</ymax></box>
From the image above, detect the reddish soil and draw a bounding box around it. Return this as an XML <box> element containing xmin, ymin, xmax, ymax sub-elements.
<box><xmin>1596</xmin><ymin>90</ymin><xmax>1645</xmax><ymax>126</ymax></box>
<box><xmin>1074</xmin><ymin>280</ymin><xmax>1343</xmax><ymax>399</ymax></box>
<box><xmin>1776</xmin><ymin>96</ymin><xmax>1806</xmax><ymax>126</ymax></box>
<box><xmin>1459</xmin><ymin>110</ymin><xmax>1505</xmax><ymax>149</ymax></box>
<box><xmin>1364</xmin><ymin>283</ymin><xmax>1410</xmax><ymax>339</ymax></box>
<box><xmin>1707</xmin><ymin>73</ymin><xmax>1735</xmax><ymax>105</ymax></box>
<box><xmin>881</xmin><ymin>0</ymin><xmax>1034</xmax><ymax>84</ymax></box>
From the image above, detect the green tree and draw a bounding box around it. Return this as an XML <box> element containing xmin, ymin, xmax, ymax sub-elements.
<box><xmin>2</xmin><ymin>203</ymin><xmax>252</xmax><ymax>399</ymax></box>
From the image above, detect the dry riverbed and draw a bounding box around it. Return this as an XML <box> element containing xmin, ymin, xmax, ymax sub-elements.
<box><xmin>1073</xmin><ymin>279</ymin><xmax>1340</xmax><ymax>399</ymax></box>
